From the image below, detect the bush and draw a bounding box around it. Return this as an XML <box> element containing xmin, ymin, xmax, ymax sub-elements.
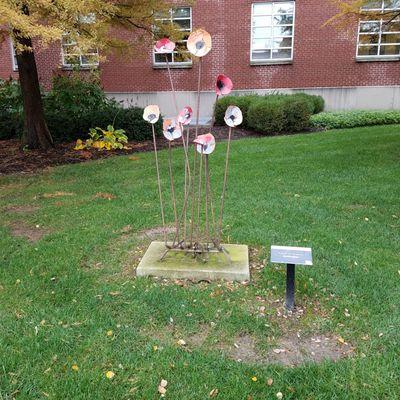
<box><xmin>247</xmin><ymin>95</ymin><xmax>311</xmax><ymax>135</ymax></box>
<box><xmin>292</xmin><ymin>93</ymin><xmax>325</xmax><ymax>114</ymax></box>
<box><xmin>214</xmin><ymin>94</ymin><xmax>259</xmax><ymax>127</ymax></box>
<box><xmin>215</xmin><ymin>92</ymin><xmax>324</xmax><ymax>129</ymax></box>
<box><xmin>310</xmin><ymin>110</ymin><xmax>400</xmax><ymax>130</ymax></box>
<box><xmin>0</xmin><ymin>79</ymin><xmax>24</xmax><ymax>140</ymax></box>
<box><xmin>0</xmin><ymin>74</ymin><xmax>162</xmax><ymax>142</ymax></box>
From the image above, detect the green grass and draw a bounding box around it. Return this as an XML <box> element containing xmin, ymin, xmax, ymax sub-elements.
<box><xmin>1</xmin><ymin>125</ymin><xmax>399</xmax><ymax>399</ymax></box>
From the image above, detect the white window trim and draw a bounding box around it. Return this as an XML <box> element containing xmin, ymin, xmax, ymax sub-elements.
<box><xmin>61</xmin><ymin>34</ymin><xmax>100</xmax><ymax>69</ymax></box>
<box><xmin>10</xmin><ymin>39</ymin><xmax>18</xmax><ymax>71</ymax></box>
<box><xmin>356</xmin><ymin>0</ymin><xmax>400</xmax><ymax>61</ymax></box>
<box><xmin>153</xmin><ymin>7</ymin><xmax>193</xmax><ymax>68</ymax></box>
<box><xmin>250</xmin><ymin>1</ymin><xmax>296</xmax><ymax>65</ymax></box>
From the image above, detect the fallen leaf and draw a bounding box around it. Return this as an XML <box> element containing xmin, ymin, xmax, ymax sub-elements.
<box><xmin>337</xmin><ymin>337</ymin><xmax>346</xmax><ymax>344</ymax></box>
<box><xmin>276</xmin><ymin>392</ymin><xmax>283</xmax><ymax>399</ymax></box>
<box><xmin>109</xmin><ymin>291</ymin><xmax>121</xmax><ymax>296</ymax></box>
<box><xmin>106</xmin><ymin>330</ymin><xmax>113</xmax><ymax>337</ymax></box>
<box><xmin>158</xmin><ymin>379</ymin><xmax>168</xmax><ymax>395</ymax></box>
<box><xmin>273</xmin><ymin>349</ymin><xmax>286</xmax><ymax>354</ymax></box>
<box><xmin>128</xmin><ymin>156</ymin><xmax>140</xmax><ymax>161</ymax></box>
<box><xmin>209</xmin><ymin>388</ymin><xmax>219</xmax><ymax>397</ymax></box>
<box><xmin>267</xmin><ymin>378</ymin><xmax>273</xmax><ymax>386</ymax></box>
<box><xmin>177</xmin><ymin>339</ymin><xmax>186</xmax><ymax>346</ymax></box>
<box><xmin>153</xmin><ymin>345</ymin><xmax>158</xmax><ymax>351</ymax></box>
<box><xmin>42</xmin><ymin>192</ymin><xmax>74</xmax><ymax>198</ymax></box>
<box><xmin>94</xmin><ymin>192</ymin><xmax>116</xmax><ymax>200</ymax></box>
<box><xmin>71</xmin><ymin>364</ymin><xmax>79</xmax><ymax>372</ymax></box>
<box><xmin>251</xmin><ymin>376</ymin><xmax>257</xmax><ymax>382</ymax></box>
<box><xmin>105</xmin><ymin>371</ymin><xmax>115</xmax><ymax>379</ymax></box>
<box><xmin>160</xmin><ymin>379</ymin><xmax>168</xmax><ymax>388</ymax></box>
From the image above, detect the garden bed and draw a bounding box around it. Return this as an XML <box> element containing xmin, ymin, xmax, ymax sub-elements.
<box><xmin>0</xmin><ymin>127</ymin><xmax>263</xmax><ymax>175</ymax></box>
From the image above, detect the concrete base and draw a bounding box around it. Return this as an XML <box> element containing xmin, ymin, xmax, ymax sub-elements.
<box><xmin>136</xmin><ymin>241</ymin><xmax>250</xmax><ymax>282</ymax></box>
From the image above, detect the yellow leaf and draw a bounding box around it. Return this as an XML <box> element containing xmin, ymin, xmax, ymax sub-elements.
<box><xmin>153</xmin><ymin>345</ymin><xmax>158</xmax><ymax>351</ymax></box>
<box><xmin>337</xmin><ymin>336</ymin><xmax>345</xmax><ymax>344</ymax></box>
<box><xmin>106</xmin><ymin>330</ymin><xmax>113</xmax><ymax>337</ymax></box>
<box><xmin>105</xmin><ymin>370</ymin><xmax>115</xmax><ymax>379</ymax></box>
<box><xmin>209</xmin><ymin>388</ymin><xmax>219</xmax><ymax>397</ymax></box>
<box><xmin>71</xmin><ymin>364</ymin><xmax>79</xmax><ymax>372</ymax></box>
<box><xmin>251</xmin><ymin>376</ymin><xmax>257</xmax><ymax>382</ymax></box>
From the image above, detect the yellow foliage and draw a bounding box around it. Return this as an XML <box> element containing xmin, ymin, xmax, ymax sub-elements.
<box><xmin>0</xmin><ymin>0</ymin><xmax>192</xmax><ymax>55</ymax></box>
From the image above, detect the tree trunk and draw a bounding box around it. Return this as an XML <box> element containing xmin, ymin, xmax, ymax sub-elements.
<box><xmin>15</xmin><ymin>35</ymin><xmax>53</xmax><ymax>149</ymax></box>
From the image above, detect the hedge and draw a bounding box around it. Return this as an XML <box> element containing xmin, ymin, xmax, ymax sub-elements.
<box><xmin>310</xmin><ymin>110</ymin><xmax>400</xmax><ymax>130</ymax></box>
<box><xmin>214</xmin><ymin>92</ymin><xmax>324</xmax><ymax>128</ymax></box>
<box><xmin>247</xmin><ymin>96</ymin><xmax>311</xmax><ymax>134</ymax></box>
<box><xmin>0</xmin><ymin>75</ymin><xmax>162</xmax><ymax>142</ymax></box>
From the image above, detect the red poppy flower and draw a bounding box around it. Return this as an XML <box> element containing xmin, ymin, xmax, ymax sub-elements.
<box><xmin>154</xmin><ymin>38</ymin><xmax>176</xmax><ymax>54</ymax></box>
<box><xmin>216</xmin><ymin>75</ymin><xmax>233</xmax><ymax>96</ymax></box>
<box><xmin>193</xmin><ymin>133</ymin><xmax>216</xmax><ymax>155</ymax></box>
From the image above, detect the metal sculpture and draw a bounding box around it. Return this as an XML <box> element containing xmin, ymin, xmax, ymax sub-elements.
<box><xmin>144</xmin><ymin>29</ymin><xmax>242</xmax><ymax>262</ymax></box>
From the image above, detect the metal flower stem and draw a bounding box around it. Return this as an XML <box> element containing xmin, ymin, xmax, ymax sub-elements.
<box><xmin>205</xmin><ymin>154</ymin><xmax>217</xmax><ymax>246</ymax></box>
<box><xmin>195</xmin><ymin>145</ymin><xmax>204</xmax><ymax>248</ymax></box>
<box><xmin>168</xmin><ymin>141</ymin><xmax>179</xmax><ymax>245</ymax></box>
<box><xmin>151</xmin><ymin>124</ymin><xmax>167</xmax><ymax>246</ymax></box>
<box><xmin>210</xmin><ymin>94</ymin><xmax>219</xmax><ymax>127</ymax></box>
<box><xmin>189</xmin><ymin>58</ymin><xmax>202</xmax><ymax>246</ymax></box>
<box><xmin>217</xmin><ymin>126</ymin><xmax>233</xmax><ymax>247</ymax></box>
<box><xmin>204</xmin><ymin>154</ymin><xmax>211</xmax><ymax>248</ymax></box>
<box><xmin>165</xmin><ymin>55</ymin><xmax>179</xmax><ymax>114</ymax></box>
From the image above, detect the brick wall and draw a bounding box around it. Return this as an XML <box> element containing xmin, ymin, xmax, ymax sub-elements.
<box><xmin>1</xmin><ymin>0</ymin><xmax>399</xmax><ymax>92</ymax></box>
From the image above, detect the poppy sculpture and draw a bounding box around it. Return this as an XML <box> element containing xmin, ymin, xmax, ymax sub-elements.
<box><xmin>187</xmin><ymin>29</ymin><xmax>212</xmax><ymax>57</ymax></box>
<box><xmin>178</xmin><ymin>106</ymin><xmax>193</xmax><ymax>126</ymax></box>
<box><xmin>163</xmin><ymin>119</ymin><xmax>182</xmax><ymax>141</ymax></box>
<box><xmin>193</xmin><ymin>133</ymin><xmax>216</xmax><ymax>155</ymax></box>
<box><xmin>224</xmin><ymin>106</ymin><xmax>243</xmax><ymax>127</ymax></box>
<box><xmin>154</xmin><ymin>38</ymin><xmax>176</xmax><ymax>53</ymax></box>
<box><xmin>216</xmin><ymin>75</ymin><xmax>233</xmax><ymax>96</ymax></box>
<box><xmin>143</xmin><ymin>105</ymin><xmax>160</xmax><ymax>124</ymax></box>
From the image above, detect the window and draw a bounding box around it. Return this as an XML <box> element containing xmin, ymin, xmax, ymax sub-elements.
<box><xmin>61</xmin><ymin>14</ymin><xmax>99</xmax><ymax>68</ymax></box>
<box><xmin>251</xmin><ymin>2</ymin><xmax>295</xmax><ymax>64</ymax></box>
<box><xmin>61</xmin><ymin>35</ymin><xmax>100</xmax><ymax>68</ymax></box>
<box><xmin>10</xmin><ymin>40</ymin><xmax>18</xmax><ymax>71</ymax></box>
<box><xmin>357</xmin><ymin>0</ymin><xmax>400</xmax><ymax>59</ymax></box>
<box><xmin>153</xmin><ymin>7</ymin><xmax>192</xmax><ymax>67</ymax></box>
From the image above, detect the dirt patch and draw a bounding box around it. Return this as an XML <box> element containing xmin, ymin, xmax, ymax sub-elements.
<box><xmin>93</xmin><ymin>192</ymin><xmax>117</xmax><ymax>200</ymax></box>
<box><xmin>5</xmin><ymin>205</ymin><xmax>40</xmax><ymax>214</ymax></box>
<box><xmin>42</xmin><ymin>191</ymin><xmax>74</xmax><ymax>198</ymax></box>
<box><xmin>9</xmin><ymin>221</ymin><xmax>50</xmax><ymax>242</ymax></box>
<box><xmin>224</xmin><ymin>333</ymin><xmax>353</xmax><ymax>366</ymax></box>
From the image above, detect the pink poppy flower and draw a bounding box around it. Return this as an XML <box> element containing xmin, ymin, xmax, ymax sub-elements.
<box><xmin>177</xmin><ymin>106</ymin><xmax>193</xmax><ymax>126</ymax></box>
<box><xmin>154</xmin><ymin>38</ymin><xmax>176</xmax><ymax>54</ymax></box>
<box><xmin>193</xmin><ymin>133</ymin><xmax>216</xmax><ymax>155</ymax></box>
<box><xmin>163</xmin><ymin>119</ymin><xmax>182</xmax><ymax>141</ymax></box>
<box><xmin>187</xmin><ymin>29</ymin><xmax>212</xmax><ymax>57</ymax></box>
<box><xmin>216</xmin><ymin>75</ymin><xmax>233</xmax><ymax>96</ymax></box>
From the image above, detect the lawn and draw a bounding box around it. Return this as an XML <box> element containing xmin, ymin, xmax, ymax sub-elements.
<box><xmin>0</xmin><ymin>125</ymin><xmax>399</xmax><ymax>399</ymax></box>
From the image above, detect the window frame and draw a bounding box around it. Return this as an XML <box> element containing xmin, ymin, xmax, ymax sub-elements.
<box><xmin>152</xmin><ymin>6</ymin><xmax>193</xmax><ymax>68</ymax></box>
<box><xmin>250</xmin><ymin>1</ymin><xmax>296</xmax><ymax>65</ymax></box>
<box><xmin>356</xmin><ymin>0</ymin><xmax>400</xmax><ymax>61</ymax></box>
<box><xmin>10</xmin><ymin>39</ymin><xmax>18</xmax><ymax>71</ymax></box>
<box><xmin>61</xmin><ymin>34</ymin><xmax>100</xmax><ymax>69</ymax></box>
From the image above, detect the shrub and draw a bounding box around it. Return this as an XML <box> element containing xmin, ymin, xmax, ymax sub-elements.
<box><xmin>215</xmin><ymin>92</ymin><xmax>324</xmax><ymax>128</ymax></box>
<box><xmin>310</xmin><ymin>110</ymin><xmax>400</xmax><ymax>130</ymax></box>
<box><xmin>75</xmin><ymin>125</ymin><xmax>128</xmax><ymax>151</ymax></box>
<box><xmin>0</xmin><ymin>78</ymin><xmax>24</xmax><ymax>140</ymax></box>
<box><xmin>292</xmin><ymin>93</ymin><xmax>325</xmax><ymax>114</ymax></box>
<box><xmin>282</xmin><ymin>97</ymin><xmax>311</xmax><ymax>132</ymax></box>
<box><xmin>247</xmin><ymin>95</ymin><xmax>311</xmax><ymax>134</ymax></box>
<box><xmin>0</xmin><ymin>74</ymin><xmax>162</xmax><ymax>142</ymax></box>
<box><xmin>214</xmin><ymin>94</ymin><xmax>259</xmax><ymax>127</ymax></box>
<box><xmin>247</xmin><ymin>98</ymin><xmax>286</xmax><ymax>134</ymax></box>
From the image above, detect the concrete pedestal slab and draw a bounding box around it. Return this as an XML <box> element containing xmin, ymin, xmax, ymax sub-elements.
<box><xmin>136</xmin><ymin>241</ymin><xmax>250</xmax><ymax>282</ymax></box>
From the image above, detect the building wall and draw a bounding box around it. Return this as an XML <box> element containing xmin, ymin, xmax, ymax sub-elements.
<box><xmin>1</xmin><ymin>0</ymin><xmax>399</xmax><ymax>118</ymax></box>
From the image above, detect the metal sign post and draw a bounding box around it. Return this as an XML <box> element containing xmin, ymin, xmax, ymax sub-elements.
<box><xmin>270</xmin><ymin>245</ymin><xmax>313</xmax><ymax>311</ymax></box>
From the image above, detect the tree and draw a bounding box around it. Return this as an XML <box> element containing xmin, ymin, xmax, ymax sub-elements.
<box><xmin>328</xmin><ymin>1</ymin><xmax>400</xmax><ymax>27</ymax></box>
<box><xmin>0</xmin><ymin>1</ymin><xmax>182</xmax><ymax>149</ymax></box>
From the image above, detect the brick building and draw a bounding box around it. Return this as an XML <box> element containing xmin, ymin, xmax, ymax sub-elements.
<box><xmin>1</xmin><ymin>1</ymin><xmax>399</xmax><ymax>119</ymax></box>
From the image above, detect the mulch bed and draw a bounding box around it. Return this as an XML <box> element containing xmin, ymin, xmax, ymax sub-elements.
<box><xmin>0</xmin><ymin>126</ymin><xmax>263</xmax><ymax>175</ymax></box>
